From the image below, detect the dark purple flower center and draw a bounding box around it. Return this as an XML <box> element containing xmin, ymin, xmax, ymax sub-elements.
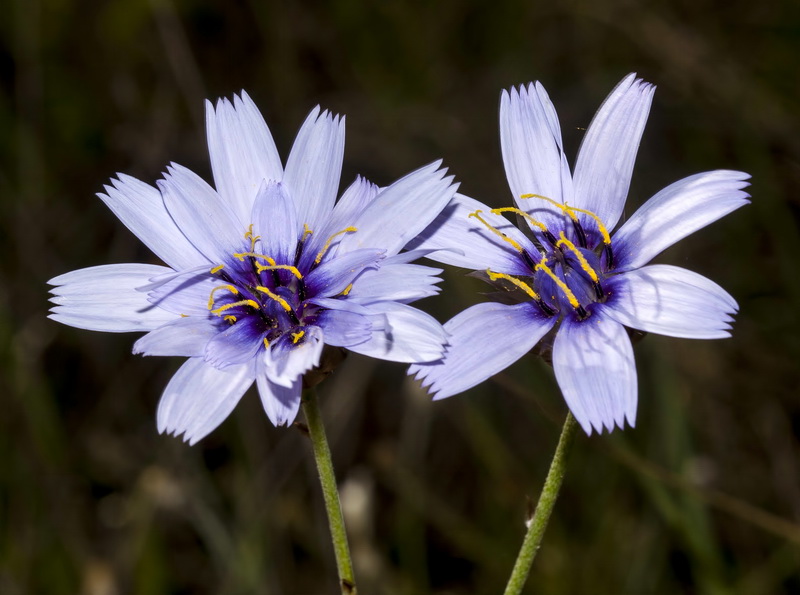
<box><xmin>204</xmin><ymin>224</ymin><xmax>354</xmax><ymax>348</ymax></box>
<box><xmin>473</xmin><ymin>200</ymin><xmax>615</xmax><ymax>322</ymax></box>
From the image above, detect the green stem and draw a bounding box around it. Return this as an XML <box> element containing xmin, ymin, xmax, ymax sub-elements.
<box><xmin>503</xmin><ymin>412</ymin><xmax>578</xmax><ymax>595</ymax></box>
<box><xmin>302</xmin><ymin>388</ymin><xmax>357</xmax><ymax>594</ymax></box>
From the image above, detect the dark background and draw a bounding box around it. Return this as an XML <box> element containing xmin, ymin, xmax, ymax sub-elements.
<box><xmin>2</xmin><ymin>0</ymin><xmax>799</xmax><ymax>593</ymax></box>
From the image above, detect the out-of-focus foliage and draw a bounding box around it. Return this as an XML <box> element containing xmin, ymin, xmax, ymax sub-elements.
<box><xmin>1</xmin><ymin>0</ymin><xmax>799</xmax><ymax>593</ymax></box>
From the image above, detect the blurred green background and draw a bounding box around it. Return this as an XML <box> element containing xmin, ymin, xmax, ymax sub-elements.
<box><xmin>2</xmin><ymin>0</ymin><xmax>799</xmax><ymax>593</ymax></box>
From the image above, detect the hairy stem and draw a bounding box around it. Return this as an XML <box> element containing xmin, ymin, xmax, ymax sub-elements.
<box><xmin>504</xmin><ymin>413</ymin><xmax>578</xmax><ymax>595</ymax></box>
<box><xmin>302</xmin><ymin>388</ymin><xmax>357</xmax><ymax>594</ymax></box>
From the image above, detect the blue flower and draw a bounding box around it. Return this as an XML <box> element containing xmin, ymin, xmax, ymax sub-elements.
<box><xmin>50</xmin><ymin>92</ymin><xmax>457</xmax><ymax>444</ymax></box>
<box><xmin>408</xmin><ymin>74</ymin><xmax>750</xmax><ymax>434</ymax></box>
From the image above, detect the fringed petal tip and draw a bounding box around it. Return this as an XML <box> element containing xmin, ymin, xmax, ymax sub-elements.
<box><xmin>157</xmin><ymin>419</ymin><xmax>206</xmax><ymax>447</ymax></box>
<box><xmin>256</xmin><ymin>373</ymin><xmax>303</xmax><ymax>427</ymax></box>
<box><xmin>156</xmin><ymin>359</ymin><xmax>253</xmax><ymax>446</ymax></box>
<box><xmin>576</xmin><ymin>409</ymin><xmax>637</xmax><ymax>437</ymax></box>
<box><xmin>553</xmin><ymin>313</ymin><xmax>637</xmax><ymax>439</ymax></box>
<box><xmin>500</xmin><ymin>81</ymin><xmax>540</xmax><ymax>104</ymax></box>
<box><xmin>407</xmin><ymin>362</ymin><xmax>454</xmax><ymax>402</ymax></box>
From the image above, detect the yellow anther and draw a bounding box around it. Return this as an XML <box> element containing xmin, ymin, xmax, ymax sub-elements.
<box><xmin>490</xmin><ymin>207</ymin><xmax>549</xmax><ymax>233</ymax></box>
<box><xmin>566</xmin><ymin>206</ymin><xmax>612</xmax><ymax>245</ymax></box>
<box><xmin>520</xmin><ymin>193</ymin><xmax>612</xmax><ymax>245</ymax></box>
<box><xmin>224</xmin><ymin>315</ymin><xmax>237</xmax><ymax>324</ymax></box>
<box><xmin>210</xmin><ymin>299</ymin><xmax>260</xmax><ymax>315</ymax></box>
<box><xmin>468</xmin><ymin>210</ymin><xmax>524</xmax><ymax>254</ymax></box>
<box><xmin>255</xmin><ymin>286</ymin><xmax>293</xmax><ymax>312</ymax></box>
<box><xmin>180</xmin><ymin>313</ymin><xmax>189</xmax><ymax>318</ymax></box>
<box><xmin>519</xmin><ymin>193</ymin><xmax>579</xmax><ymax>222</ymax></box>
<box><xmin>207</xmin><ymin>284</ymin><xmax>239</xmax><ymax>310</ymax></box>
<box><xmin>255</xmin><ymin>263</ymin><xmax>303</xmax><ymax>279</ymax></box>
<box><xmin>302</xmin><ymin>223</ymin><xmax>314</xmax><ymax>242</ymax></box>
<box><xmin>263</xmin><ymin>337</ymin><xmax>270</xmax><ymax>349</ymax></box>
<box><xmin>534</xmin><ymin>259</ymin><xmax>581</xmax><ymax>310</ymax></box>
<box><xmin>291</xmin><ymin>330</ymin><xmax>305</xmax><ymax>344</ymax></box>
<box><xmin>486</xmin><ymin>269</ymin><xmax>540</xmax><ymax>301</ymax></box>
<box><xmin>233</xmin><ymin>251</ymin><xmax>277</xmax><ymax>266</ymax></box>
<box><xmin>315</xmin><ymin>227</ymin><xmax>358</xmax><ymax>264</ymax></box>
<box><xmin>341</xmin><ymin>283</ymin><xmax>353</xmax><ymax>296</ymax></box>
<box><xmin>556</xmin><ymin>233</ymin><xmax>599</xmax><ymax>283</ymax></box>
<box><xmin>244</xmin><ymin>224</ymin><xmax>261</xmax><ymax>251</ymax></box>
<box><xmin>209</xmin><ymin>264</ymin><xmax>225</xmax><ymax>274</ymax></box>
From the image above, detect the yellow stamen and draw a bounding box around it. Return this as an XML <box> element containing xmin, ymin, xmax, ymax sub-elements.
<box><xmin>210</xmin><ymin>299</ymin><xmax>260</xmax><ymax>315</ymax></box>
<box><xmin>233</xmin><ymin>251</ymin><xmax>277</xmax><ymax>266</ymax></box>
<box><xmin>255</xmin><ymin>263</ymin><xmax>303</xmax><ymax>279</ymax></box>
<box><xmin>209</xmin><ymin>264</ymin><xmax>225</xmax><ymax>274</ymax></box>
<box><xmin>566</xmin><ymin>206</ymin><xmax>612</xmax><ymax>245</ymax></box>
<box><xmin>224</xmin><ymin>315</ymin><xmax>237</xmax><ymax>324</ymax></box>
<box><xmin>263</xmin><ymin>337</ymin><xmax>270</xmax><ymax>349</ymax></box>
<box><xmin>207</xmin><ymin>284</ymin><xmax>239</xmax><ymax>310</ymax></box>
<box><xmin>291</xmin><ymin>330</ymin><xmax>305</xmax><ymax>344</ymax></box>
<box><xmin>255</xmin><ymin>286</ymin><xmax>293</xmax><ymax>312</ymax></box>
<box><xmin>534</xmin><ymin>258</ymin><xmax>581</xmax><ymax>310</ymax></box>
<box><xmin>244</xmin><ymin>224</ymin><xmax>261</xmax><ymax>251</ymax></box>
<box><xmin>519</xmin><ymin>193</ymin><xmax>579</xmax><ymax>222</ymax></box>
<box><xmin>468</xmin><ymin>210</ymin><xmax>524</xmax><ymax>254</ymax></box>
<box><xmin>490</xmin><ymin>207</ymin><xmax>549</xmax><ymax>233</ymax></box>
<box><xmin>180</xmin><ymin>313</ymin><xmax>189</xmax><ymax>318</ymax></box>
<box><xmin>315</xmin><ymin>227</ymin><xmax>358</xmax><ymax>264</ymax></box>
<box><xmin>556</xmin><ymin>232</ymin><xmax>599</xmax><ymax>283</ymax></box>
<box><xmin>520</xmin><ymin>193</ymin><xmax>612</xmax><ymax>245</ymax></box>
<box><xmin>341</xmin><ymin>283</ymin><xmax>353</xmax><ymax>296</ymax></box>
<box><xmin>486</xmin><ymin>269</ymin><xmax>540</xmax><ymax>301</ymax></box>
<box><xmin>302</xmin><ymin>223</ymin><xmax>314</xmax><ymax>242</ymax></box>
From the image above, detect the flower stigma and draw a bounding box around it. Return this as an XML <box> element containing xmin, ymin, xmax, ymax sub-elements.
<box><xmin>468</xmin><ymin>210</ymin><xmax>524</xmax><ymax>254</ymax></box>
<box><xmin>314</xmin><ymin>227</ymin><xmax>358</xmax><ymax>264</ymax></box>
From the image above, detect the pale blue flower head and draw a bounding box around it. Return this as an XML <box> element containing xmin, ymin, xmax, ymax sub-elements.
<box><xmin>409</xmin><ymin>74</ymin><xmax>750</xmax><ymax>434</ymax></box>
<box><xmin>50</xmin><ymin>92</ymin><xmax>457</xmax><ymax>444</ymax></box>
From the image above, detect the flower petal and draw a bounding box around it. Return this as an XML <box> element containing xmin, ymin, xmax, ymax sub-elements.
<box><xmin>204</xmin><ymin>315</ymin><xmax>265</xmax><ymax>368</ymax></box>
<box><xmin>97</xmin><ymin>174</ymin><xmax>207</xmax><ymax>270</ymax></box>
<box><xmin>315</xmin><ymin>309</ymin><xmax>372</xmax><ymax>347</ymax></box>
<box><xmin>304</xmin><ymin>249</ymin><xmax>384</xmax><ymax>298</ymax></box>
<box><xmin>133</xmin><ymin>316</ymin><xmax>220</xmax><ymax>357</ymax></box>
<box><xmin>346</xmin><ymin>263</ymin><xmax>442</xmax><ymax>303</ymax></box>
<box><xmin>409</xmin><ymin>301</ymin><xmax>557</xmax><ymax>400</ymax></box>
<box><xmin>267</xmin><ymin>326</ymin><xmax>324</xmax><ymax>387</ymax></box>
<box><xmin>572</xmin><ymin>74</ymin><xmax>655</xmax><ymax>230</ymax></box>
<box><xmin>283</xmin><ymin>107</ymin><xmax>345</xmax><ymax>232</ymax></box>
<box><xmin>299</xmin><ymin>174</ymin><xmax>379</xmax><ymax>269</ymax></box>
<box><xmin>49</xmin><ymin>264</ymin><xmax>176</xmax><ymax>332</ymax></box>
<box><xmin>336</xmin><ymin>161</ymin><xmax>458</xmax><ymax>258</ymax></box>
<box><xmin>251</xmin><ymin>180</ymin><xmax>299</xmax><ymax>264</ymax></box>
<box><xmin>157</xmin><ymin>357</ymin><xmax>254</xmax><ymax>445</ymax></box>
<box><xmin>255</xmin><ymin>363</ymin><xmax>302</xmax><ymax>427</ymax></box>
<box><xmin>500</xmin><ymin>83</ymin><xmax>571</xmax><ymax>231</ymax></box>
<box><xmin>206</xmin><ymin>91</ymin><xmax>284</xmax><ymax>223</ymax></box>
<box><xmin>612</xmin><ymin>170</ymin><xmax>751</xmax><ymax>271</ymax></box>
<box><xmin>306</xmin><ymin>296</ymin><xmax>371</xmax><ymax>315</ymax></box>
<box><xmin>326</xmin><ymin>175</ymin><xmax>379</xmax><ymax>233</ymax></box>
<box><xmin>553</xmin><ymin>311</ymin><xmax>637</xmax><ymax>434</ymax></box>
<box><xmin>347</xmin><ymin>302</ymin><xmax>447</xmax><ymax>363</ymax></box>
<box><xmin>146</xmin><ymin>270</ymin><xmax>218</xmax><ymax>316</ymax></box>
<box><xmin>604</xmin><ymin>264</ymin><xmax>737</xmax><ymax>339</ymax></box>
<box><xmin>159</xmin><ymin>163</ymin><xmax>245</xmax><ymax>263</ymax></box>
<box><xmin>406</xmin><ymin>193</ymin><xmax>537</xmax><ymax>275</ymax></box>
